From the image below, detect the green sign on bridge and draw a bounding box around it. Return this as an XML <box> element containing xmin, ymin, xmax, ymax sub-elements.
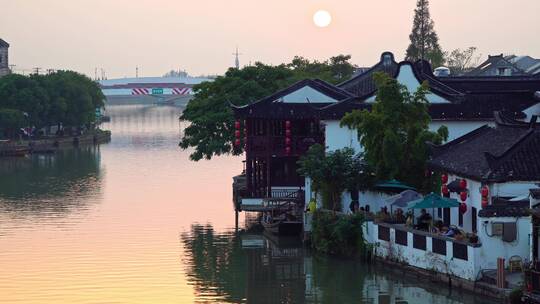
<box><xmin>152</xmin><ymin>88</ymin><xmax>164</xmax><ymax>95</ymax></box>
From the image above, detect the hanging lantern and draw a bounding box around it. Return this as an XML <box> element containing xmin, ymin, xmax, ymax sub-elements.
<box><xmin>285</xmin><ymin>120</ymin><xmax>291</xmax><ymax>129</ymax></box>
<box><xmin>235</xmin><ymin>120</ymin><xmax>241</xmax><ymax>130</ymax></box>
<box><xmin>481</xmin><ymin>197</ymin><xmax>489</xmax><ymax>208</ymax></box>
<box><xmin>441</xmin><ymin>174</ymin><xmax>448</xmax><ymax>184</ymax></box>
<box><xmin>285</xmin><ymin>146</ymin><xmax>291</xmax><ymax>155</ymax></box>
<box><xmin>285</xmin><ymin>129</ymin><xmax>291</xmax><ymax>137</ymax></box>
<box><xmin>285</xmin><ymin>137</ymin><xmax>291</xmax><ymax>146</ymax></box>
<box><xmin>481</xmin><ymin>186</ymin><xmax>489</xmax><ymax>197</ymax></box>
<box><xmin>234</xmin><ymin>139</ymin><xmax>241</xmax><ymax>147</ymax></box>
<box><xmin>460</xmin><ymin>190</ymin><xmax>467</xmax><ymax>202</ymax></box>
<box><xmin>459</xmin><ymin>203</ymin><xmax>467</xmax><ymax>214</ymax></box>
<box><xmin>441</xmin><ymin>184</ymin><xmax>449</xmax><ymax>195</ymax></box>
<box><xmin>235</xmin><ymin>130</ymin><xmax>241</xmax><ymax>138</ymax></box>
<box><xmin>459</xmin><ymin>179</ymin><xmax>467</xmax><ymax>189</ymax></box>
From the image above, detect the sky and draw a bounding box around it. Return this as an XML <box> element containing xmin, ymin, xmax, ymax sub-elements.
<box><xmin>1</xmin><ymin>0</ymin><xmax>539</xmax><ymax>79</ymax></box>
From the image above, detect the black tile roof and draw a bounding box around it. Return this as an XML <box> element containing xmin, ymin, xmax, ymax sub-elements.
<box><xmin>0</xmin><ymin>39</ymin><xmax>9</xmax><ymax>48</ymax></box>
<box><xmin>232</xmin><ymin>78</ymin><xmax>353</xmax><ymax>119</ymax></box>
<box><xmin>478</xmin><ymin>200</ymin><xmax>530</xmax><ymax>218</ymax></box>
<box><xmin>428</xmin><ymin>112</ymin><xmax>540</xmax><ymax>182</ymax></box>
<box><xmin>465</xmin><ymin>54</ymin><xmax>527</xmax><ymax>77</ymax></box>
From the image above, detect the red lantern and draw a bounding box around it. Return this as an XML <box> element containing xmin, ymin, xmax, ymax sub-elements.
<box><xmin>441</xmin><ymin>184</ymin><xmax>449</xmax><ymax>195</ymax></box>
<box><xmin>285</xmin><ymin>129</ymin><xmax>291</xmax><ymax>137</ymax></box>
<box><xmin>244</xmin><ymin>127</ymin><xmax>247</xmax><ymax>136</ymax></box>
<box><xmin>235</xmin><ymin>121</ymin><xmax>241</xmax><ymax>129</ymax></box>
<box><xmin>481</xmin><ymin>197</ymin><xmax>489</xmax><ymax>208</ymax></box>
<box><xmin>459</xmin><ymin>203</ymin><xmax>467</xmax><ymax>214</ymax></box>
<box><xmin>285</xmin><ymin>146</ymin><xmax>291</xmax><ymax>155</ymax></box>
<box><xmin>285</xmin><ymin>120</ymin><xmax>291</xmax><ymax>129</ymax></box>
<box><xmin>460</xmin><ymin>191</ymin><xmax>467</xmax><ymax>202</ymax></box>
<box><xmin>441</xmin><ymin>174</ymin><xmax>448</xmax><ymax>184</ymax></box>
<box><xmin>285</xmin><ymin>137</ymin><xmax>291</xmax><ymax>146</ymax></box>
<box><xmin>481</xmin><ymin>186</ymin><xmax>489</xmax><ymax>197</ymax></box>
<box><xmin>234</xmin><ymin>139</ymin><xmax>241</xmax><ymax>146</ymax></box>
<box><xmin>235</xmin><ymin>130</ymin><xmax>241</xmax><ymax>138</ymax></box>
<box><xmin>459</xmin><ymin>179</ymin><xmax>467</xmax><ymax>189</ymax></box>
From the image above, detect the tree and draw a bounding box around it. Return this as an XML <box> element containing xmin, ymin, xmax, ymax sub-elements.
<box><xmin>444</xmin><ymin>47</ymin><xmax>481</xmax><ymax>75</ymax></box>
<box><xmin>0</xmin><ymin>108</ymin><xmax>25</xmax><ymax>138</ymax></box>
<box><xmin>297</xmin><ymin>144</ymin><xmax>373</xmax><ymax>211</ymax></box>
<box><xmin>341</xmin><ymin>72</ymin><xmax>448</xmax><ymax>192</ymax></box>
<box><xmin>405</xmin><ymin>0</ymin><xmax>445</xmax><ymax>68</ymax></box>
<box><xmin>180</xmin><ymin>56</ymin><xmax>356</xmax><ymax>161</ymax></box>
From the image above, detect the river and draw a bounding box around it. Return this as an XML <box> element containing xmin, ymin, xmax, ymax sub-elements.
<box><xmin>0</xmin><ymin>104</ymin><xmax>498</xmax><ymax>303</ymax></box>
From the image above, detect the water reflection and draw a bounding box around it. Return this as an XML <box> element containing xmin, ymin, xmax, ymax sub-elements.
<box><xmin>182</xmin><ymin>225</ymin><xmax>499</xmax><ymax>304</ymax></box>
<box><xmin>0</xmin><ymin>146</ymin><xmax>102</xmax><ymax>218</ymax></box>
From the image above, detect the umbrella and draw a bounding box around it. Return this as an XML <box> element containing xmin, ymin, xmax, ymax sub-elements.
<box><xmin>375</xmin><ymin>179</ymin><xmax>416</xmax><ymax>191</ymax></box>
<box><xmin>408</xmin><ymin>192</ymin><xmax>459</xmax><ymax>209</ymax></box>
<box><xmin>386</xmin><ymin>190</ymin><xmax>423</xmax><ymax>211</ymax></box>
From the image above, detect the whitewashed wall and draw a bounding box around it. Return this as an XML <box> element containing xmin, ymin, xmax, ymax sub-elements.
<box><xmin>476</xmin><ymin>216</ymin><xmax>531</xmax><ymax>270</ymax></box>
<box><xmin>282</xmin><ymin>86</ymin><xmax>337</xmax><ymax>103</ymax></box>
<box><xmin>323</xmin><ymin>120</ymin><xmax>362</xmax><ymax>153</ymax></box>
<box><xmin>364</xmin><ymin>221</ymin><xmax>480</xmax><ymax>281</ymax></box>
<box><xmin>429</xmin><ymin>121</ymin><xmax>492</xmax><ymax>142</ymax></box>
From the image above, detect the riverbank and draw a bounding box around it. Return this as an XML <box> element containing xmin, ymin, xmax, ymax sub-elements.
<box><xmin>0</xmin><ymin>129</ymin><xmax>111</xmax><ymax>156</ymax></box>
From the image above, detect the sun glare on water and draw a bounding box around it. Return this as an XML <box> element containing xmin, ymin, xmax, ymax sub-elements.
<box><xmin>313</xmin><ymin>10</ymin><xmax>332</xmax><ymax>28</ymax></box>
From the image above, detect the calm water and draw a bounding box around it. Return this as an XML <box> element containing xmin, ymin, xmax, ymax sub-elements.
<box><xmin>0</xmin><ymin>104</ymin><xmax>496</xmax><ymax>304</ymax></box>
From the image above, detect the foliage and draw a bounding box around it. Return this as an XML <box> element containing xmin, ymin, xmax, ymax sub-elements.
<box><xmin>340</xmin><ymin>72</ymin><xmax>448</xmax><ymax>192</ymax></box>
<box><xmin>311</xmin><ymin>211</ymin><xmax>369</xmax><ymax>257</ymax></box>
<box><xmin>297</xmin><ymin>144</ymin><xmax>374</xmax><ymax>211</ymax></box>
<box><xmin>179</xmin><ymin>55</ymin><xmax>356</xmax><ymax>161</ymax></box>
<box><xmin>508</xmin><ymin>286</ymin><xmax>523</xmax><ymax>304</ymax></box>
<box><xmin>444</xmin><ymin>47</ymin><xmax>481</xmax><ymax>75</ymax></box>
<box><xmin>0</xmin><ymin>108</ymin><xmax>26</xmax><ymax>138</ymax></box>
<box><xmin>0</xmin><ymin>71</ymin><xmax>104</xmax><ymax>138</ymax></box>
<box><xmin>405</xmin><ymin>0</ymin><xmax>445</xmax><ymax>68</ymax></box>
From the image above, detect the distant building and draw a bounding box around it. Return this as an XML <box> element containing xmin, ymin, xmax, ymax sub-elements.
<box><xmin>0</xmin><ymin>38</ymin><xmax>10</xmax><ymax>77</ymax></box>
<box><xmin>466</xmin><ymin>54</ymin><xmax>540</xmax><ymax>77</ymax></box>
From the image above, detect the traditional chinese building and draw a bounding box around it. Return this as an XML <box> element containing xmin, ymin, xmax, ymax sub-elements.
<box><xmin>232</xmin><ymin>52</ymin><xmax>540</xmax><ymax>211</ymax></box>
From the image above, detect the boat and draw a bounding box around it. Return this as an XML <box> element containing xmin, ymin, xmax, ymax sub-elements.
<box><xmin>262</xmin><ymin>218</ymin><xmax>303</xmax><ymax>236</ymax></box>
<box><xmin>261</xmin><ymin>198</ymin><xmax>303</xmax><ymax>236</ymax></box>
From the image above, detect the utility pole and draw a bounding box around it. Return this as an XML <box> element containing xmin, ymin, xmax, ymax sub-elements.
<box><xmin>95</xmin><ymin>67</ymin><xmax>98</xmax><ymax>80</ymax></box>
<box><xmin>33</xmin><ymin>67</ymin><xmax>41</xmax><ymax>75</ymax></box>
<box><xmin>233</xmin><ymin>46</ymin><xmax>242</xmax><ymax>69</ymax></box>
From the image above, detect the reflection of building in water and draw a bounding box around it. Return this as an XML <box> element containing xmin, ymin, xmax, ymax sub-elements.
<box><xmin>244</xmin><ymin>233</ymin><xmax>306</xmax><ymax>304</ymax></box>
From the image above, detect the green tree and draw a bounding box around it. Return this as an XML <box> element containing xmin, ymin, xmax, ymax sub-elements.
<box><xmin>405</xmin><ymin>0</ymin><xmax>445</xmax><ymax>68</ymax></box>
<box><xmin>297</xmin><ymin>144</ymin><xmax>372</xmax><ymax>211</ymax></box>
<box><xmin>0</xmin><ymin>108</ymin><xmax>26</xmax><ymax>138</ymax></box>
<box><xmin>180</xmin><ymin>56</ymin><xmax>355</xmax><ymax>161</ymax></box>
<box><xmin>340</xmin><ymin>72</ymin><xmax>447</xmax><ymax>192</ymax></box>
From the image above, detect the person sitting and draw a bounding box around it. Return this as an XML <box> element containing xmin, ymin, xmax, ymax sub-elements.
<box><xmin>416</xmin><ymin>209</ymin><xmax>432</xmax><ymax>231</ymax></box>
<box><xmin>394</xmin><ymin>208</ymin><xmax>406</xmax><ymax>223</ymax></box>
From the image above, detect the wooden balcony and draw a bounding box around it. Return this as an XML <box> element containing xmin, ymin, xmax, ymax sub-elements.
<box><xmin>246</xmin><ymin>135</ymin><xmax>324</xmax><ymax>157</ymax></box>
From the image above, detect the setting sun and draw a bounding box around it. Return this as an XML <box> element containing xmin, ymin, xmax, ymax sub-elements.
<box><xmin>313</xmin><ymin>10</ymin><xmax>332</xmax><ymax>27</ymax></box>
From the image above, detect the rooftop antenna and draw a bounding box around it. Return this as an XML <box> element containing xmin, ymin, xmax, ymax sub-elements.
<box><xmin>233</xmin><ymin>46</ymin><xmax>242</xmax><ymax>69</ymax></box>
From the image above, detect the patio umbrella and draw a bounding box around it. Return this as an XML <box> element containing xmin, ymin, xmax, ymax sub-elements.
<box><xmin>408</xmin><ymin>192</ymin><xmax>459</xmax><ymax>209</ymax></box>
<box><xmin>386</xmin><ymin>190</ymin><xmax>423</xmax><ymax>212</ymax></box>
<box><xmin>375</xmin><ymin>179</ymin><xmax>416</xmax><ymax>192</ymax></box>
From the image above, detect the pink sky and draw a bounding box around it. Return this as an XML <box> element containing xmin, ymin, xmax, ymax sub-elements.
<box><xmin>1</xmin><ymin>0</ymin><xmax>539</xmax><ymax>78</ymax></box>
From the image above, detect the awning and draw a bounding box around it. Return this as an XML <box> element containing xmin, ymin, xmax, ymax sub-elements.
<box><xmin>408</xmin><ymin>193</ymin><xmax>459</xmax><ymax>209</ymax></box>
<box><xmin>375</xmin><ymin>179</ymin><xmax>416</xmax><ymax>191</ymax></box>
<box><xmin>386</xmin><ymin>190</ymin><xmax>423</xmax><ymax>208</ymax></box>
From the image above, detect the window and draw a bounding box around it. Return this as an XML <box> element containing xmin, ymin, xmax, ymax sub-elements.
<box><xmin>453</xmin><ymin>243</ymin><xmax>468</xmax><ymax>260</ymax></box>
<box><xmin>472</xmin><ymin>207</ymin><xmax>477</xmax><ymax>233</ymax></box>
<box><xmin>432</xmin><ymin>238</ymin><xmax>446</xmax><ymax>255</ymax></box>
<box><xmin>413</xmin><ymin>234</ymin><xmax>426</xmax><ymax>250</ymax></box>
<box><xmin>395</xmin><ymin>230</ymin><xmax>408</xmax><ymax>246</ymax></box>
<box><xmin>378</xmin><ymin>225</ymin><xmax>390</xmax><ymax>241</ymax></box>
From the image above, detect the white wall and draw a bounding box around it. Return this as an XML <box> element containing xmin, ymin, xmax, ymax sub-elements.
<box><xmin>396</xmin><ymin>64</ymin><xmax>451</xmax><ymax>104</ymax></box>
<box><xmin>323</xmin><ymin>120</ymin><xmax>362</xmax><ymax>153</ymax></box>
<box><xmin>282</xmin><ymin>86</ymin><xmax>337</xmax><ymax>103</ymax></box>
<box><xmin>477</xmin><ymin>216</ymin><xmax>531</xmax><ymax>270</ymax></box>
<box><xmin>429</xmin><ymin>121</ymin><xmax>492</xmax><ymax>142</ymax></box>
<box><xmin>364</xmin><ymin>221</ymin><xmax>480</xmax><ymax>281</ymax></box>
